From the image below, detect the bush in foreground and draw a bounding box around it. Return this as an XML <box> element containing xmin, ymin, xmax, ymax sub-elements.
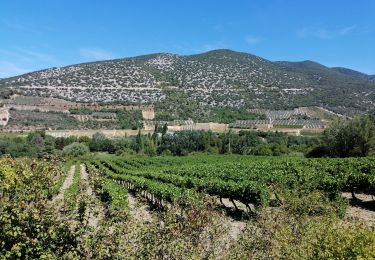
<box><xmin>228</xmin><ymin>190</ymin><xmax>375</xmax><ymax>259</ymax></box>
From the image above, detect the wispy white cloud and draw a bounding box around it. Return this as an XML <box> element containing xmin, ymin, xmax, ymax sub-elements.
<box><xmin>14</xmin><ymin>48</ymin><xmax>60</xmax><ymax>64</ymax></box>
<box><xmin>0</xmin><ymin>48</ymin><xmax>32</xmax><ymax>62</ymax></box>
<box><xmin>314</xmin><ymin>29</ymin><xmax>336</xmax><ymax>39</ymax></box>
<box><xmin>245</xmin><ymin>35</ymin><xmax>262</xmax><ymax>44</ymax></box>
<box><xmin>80</xmin><ymin>48</ymin><xmax>114</xmax><ymax>61</ymax></box>
<box><xmin>3</xmin><ymin>20</ymin><xmax>52</xmax><ymax>35</ymax></box>
<box><xmin>0</xmin><ymin>47</ymin><xmax>61</xmax><ymax>77</ymax></box>
<box><xmin>297</xmin><ymin>25</ymin><xmax>357</xmax><ymax>39</ymax></box>
<box><xmin>0</xmin><ymin>61</ymin><xmax>30</xmax><ymax>78</ymax></box>
<box><xmin>339</xmin><ymin>25</ymin><xmax>356</xmax><ymax>35</ymax></box>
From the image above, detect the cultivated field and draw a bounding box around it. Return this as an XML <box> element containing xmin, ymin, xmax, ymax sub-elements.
<box><xmin>2</xmin><ymin>155</ymin><xmax>375</xmax><ymax>258</ymax></box>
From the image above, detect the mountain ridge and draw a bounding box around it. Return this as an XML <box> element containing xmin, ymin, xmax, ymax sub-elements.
<box><xmin>331</xmin><ymin>67</ymin><xmax>375</xmax><ymax>82</ymax></box>
<box><xmin>1</xmin><ymin>49</ymin><xmax>374</xmax><ymax>116</ymax></box>
<box><xmin>2</xmin><ymin>49</ymin><xmax>373</xmax><ymax>80</ymax></box>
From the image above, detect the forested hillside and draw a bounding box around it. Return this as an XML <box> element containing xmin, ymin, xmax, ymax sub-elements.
<box><xmin>1</xmin><ymin>49</ymin><xmax>375</xmax><ymax>117</ymax></box>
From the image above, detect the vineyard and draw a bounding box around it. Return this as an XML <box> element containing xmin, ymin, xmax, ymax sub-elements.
<box><xmin>88</xmin><ymin>155</ymin><xmax>375</xmax><ymax>213</ymax></box>
<box><xmin>1</xmin><ymin>155</ymin><xmax>375</xmax><ymax>258</ymax></box>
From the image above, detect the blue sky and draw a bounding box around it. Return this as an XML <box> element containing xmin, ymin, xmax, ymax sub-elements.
<box><xmin>1</xmin><ymin>0</ymin><xmax>374</xmax><ymax>78</ymax></box>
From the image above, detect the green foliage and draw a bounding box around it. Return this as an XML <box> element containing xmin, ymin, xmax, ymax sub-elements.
<box><xmin>7</xmin><ymin>107</ymin><xmax>142</xmax><ymax>130</ymax></box>
<box><xmin>154</xmin><ymin>90</ymin><xmax>265</xmax><ymax>123</ymax></box>
<box><xmin>55</xmin><ymin>136</ymin><xmax>79</xmax><ymax>149</ymax></box>
<box><xmin>0</xmin><ymin>132</ymin><xmax>58</xmax><ymax>158</ymax></box>
<box><xmin>144</xmin><ymin>138</ymin><xmax>157</xmax><ymax>156</ymax></box>
<box><xmin>50</xmin><ymin>160</ymin><xmax>73</xmax><ymax>196</ymax></box>
<box><xmin>85</xmin><ymin>164</ymin><xmax>128</xmax><ymax>217</ymax></box>
<box><xmin>92</xmin><ymin>154</ymin><xmax>375</xmax><ymax>211</ymax></box>
<box><xmin>89</xmin><ymin>132</ymin><xmax>115</xmax><ymax>153</ymax></box>
<box><xmin>87</xmin><ymin>154</ymin><xmax>374</xmax><ymax>258</ymax></box>
<box><xmin>209</xmin><ymin>107</ymin><xmax>265</xmax><ymax>123</ymax></box>
<box><xmin>115</xmin><ymin>147</ymin><xmax>136</xmax><ymax>156</ymax></box>
<box><xmin>133</xmin><ymin>130</ymin><xmax>144</xmax><ymax>153</ymax></box>
<box><xmin>7</xmin><ymin>110</ymin><xmax>81</xmax><ymax>129</ymax></box>
<box><xmin>0</xmin><ymin>157</ymin><xmax>81</xmax><ymax>258</ymax></box>
<box><xmin>64</xmin><ymin>162</ymin><xmax>81</xmax><ymax>211</ymax></box>
<box><xmin>250</xmin><ymin>144</ymin><xmax>273</xmax><ymax>156</ymax></box>
<box><xmin>251</xmin><ymin>143</ymin><xmax>289</xmax><ymax>156</ymax></box>
<box><xmin>4</xmin><ymin>49</ymin><xmax>375</xmax><ymax>117</ymax></box>
<box><xmin>0</xmin><ymin>87</ymin><xmax>13</xmax><ymax>98</ymax></box>
<box><xmin>69</xmin><ymin>107</ymin><xmax>92</xmax><ymax>114</ymax></box>
<box><xmin>92</xmin><ymin>160</ymin><xmax>202</xmax><ymax>207</ymax></box>
<box><xmin>154</xmin><ymin>111</ymin><xmax>175</xmax><ymax>121</ymax></box>
<box><xmin>117</xmin><ymin>110</ymin><xmax>143</xmax><ymax>130</ymax></box>
<box><xmin>323</xmin><ymin>115</ymin><xmax>375</xmax><ymax>157</ymax></box>
<box><xmin>278</xmin><ymin>189</ymin><xmax>347</xmax><ymax>218</ymax></box>
<box><xmin>1</xmin><ymin>154</ymin><xmax>374</xmax><ymax>259</ymax></box>
<box><xmin>84</xmin><ymin>202</ymin><xmax>227</xmax><ymax>259</ymax></box>
<box><xmin>63</xmin><ymin>142</ymin><xmax>89</xmax><ymax>157</ymax></box>
<box><xmin>219</xmin><ymin>130</ymin><xmax>314</xmax><ymax>155</ymax></box>
<box><xmin>229</xmin><ymin>191</ymin><xmax>375</xmax><ymax>260</ymax></box>
<box><xmin>154</xmin><ymin>90</ymin><xmax>202</xmax><ymax>121</ymax></box>
<box><xmin>103</xmin><ymin>179</ymin><xmax>128</xmax><ymax>212</ymax></box>
<box><xmin>158</xmin><ymin>130</ymin><xmax>210</xmax><ymax>156</ymax></box>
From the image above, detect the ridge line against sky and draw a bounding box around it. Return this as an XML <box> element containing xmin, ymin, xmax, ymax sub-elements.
<box><xmin>1</xmin><ymin>0</ymin><xmax>374</xmax><ymax>78</ymax></box>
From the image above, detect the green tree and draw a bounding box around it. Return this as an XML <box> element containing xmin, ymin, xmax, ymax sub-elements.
<box><xmin>63</xmin><ymin>142</ymin><xmax>89</xmax><ymax>156</ymax></box>
<box><xmin>135</xmin><ymin>129</ymin><xmax>144</xmax><ymax>153</ymax></box>
<box><xmin>323</xmin><ymin>116</ymin><xmax>375</xmax><ymax>157</ymax></box>
<box><xmin>162</xmin><ymin>123</ymin><xmax>168</xmax><ymax>136</ymax></box>
<box><xmin>323</xmin><ymin>120</ymin><xmax>356</xmax><ymax>157</ymax></box>
<box><xmin>144</xmin><ymin>137</ymin><xmax>157</xmax><ymax>156</ymax></box>
<box><xmin>350</xmin><ymin>116</ymin><xmax>375</xmax><ymax>156</ymax></box>
<box><xmin>89</xmin><ymin>132</ymin><xmax>115</xmax><ymax>153</ymax></box>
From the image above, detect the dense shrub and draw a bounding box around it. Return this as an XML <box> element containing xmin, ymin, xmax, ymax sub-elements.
<box><xmin>228</xmin><ymin>190</ymin><xmax>375</xmax><ymax>259</ymax></box>
<box><xmin>0</xmin><ymin>158</ymin><xmax>81</xmax><ymax>258</ymax></box>
<box><xmin>323</xmin><ymin>115</ymin><xmax>375</xmax><ymax>157</ymax></box>
<box><xmin>63</xmin><ymin>142</ymin><xmax>89</xmax><ymax>156</ymax></box>
<box><xmin>158</xmin><ymin>131</ymin><xmax>208</xmax><ymax>155</ymax></box>
<box><xmin>89</xmin><ymin>132</ymin><xmax>116</xmax><ymax>153</ymax></box>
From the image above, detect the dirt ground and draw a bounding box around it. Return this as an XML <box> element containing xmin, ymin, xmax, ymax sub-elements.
<box><xmin>342</xmin><ymin>192</ymin><xmax>375</xmax><ymax>226</ymax></box>
<box><xmin>80</xmin><ymin>164</ymin><xmax>105</xmax><ymax>228</ymax></box>
<box><xmin>50</xmin><ymin>165</ymin><xmax>76</xmax><ymax>212</ymax></box>
<box><xmin>127</xmin><ymin>192</ymin><xmax>153</xmax><ymax>223</ymax></box>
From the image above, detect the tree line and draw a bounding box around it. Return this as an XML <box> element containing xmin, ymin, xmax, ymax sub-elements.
<box><xmin>0</xmin><ymin>115</ymin><xmax>374</xmax><ymax>158</ymax></box>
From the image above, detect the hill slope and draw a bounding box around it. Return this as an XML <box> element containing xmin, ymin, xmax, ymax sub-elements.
<box><xmin>331</xmin><ymin>67</ymin><xmax>375</xmax><ymax>82</ymax></box>
<box><xmin>1</xmin><ymin>49</ymin><xmax>374</xmax><ymax>116</ymax></box>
